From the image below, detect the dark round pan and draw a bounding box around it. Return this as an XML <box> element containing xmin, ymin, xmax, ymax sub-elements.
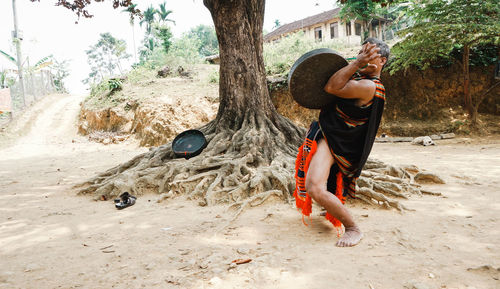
<box><xmin>172</xmin><ymin>129</ymin><xmax>207</xmax><ymax>159</ymax></box>
<box><xmin>288</xmin><ymin>48</ymin><xmax>348</xmax><ymax>109</ymax></box>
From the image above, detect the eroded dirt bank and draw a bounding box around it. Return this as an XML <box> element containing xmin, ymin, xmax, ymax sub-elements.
<box><xmin>79</xmin><ymin>64</ymin><xmax>499</xmax><ymax>147</ymax></box>
<box><xmin>78</xmin><ymin>65</ymin><xmax>218</xmax><ymax>147</ymax></box>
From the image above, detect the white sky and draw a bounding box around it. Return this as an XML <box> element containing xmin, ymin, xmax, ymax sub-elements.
<box><xmin>0</xmin><ymin>0</ymin><xmax>337</xmax><ymax>95</ymax></box>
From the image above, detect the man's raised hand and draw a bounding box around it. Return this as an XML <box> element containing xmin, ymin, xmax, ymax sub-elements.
<box><xmin>355</xmin><ymin>43</ymin><xmax>380</xmax><ymax>69</ymax></box>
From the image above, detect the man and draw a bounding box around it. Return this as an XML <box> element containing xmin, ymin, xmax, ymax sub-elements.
<box><xmin>295</xmin><ymin>38</ymin><xmax>389</xmax><ymax>247</ymax></box>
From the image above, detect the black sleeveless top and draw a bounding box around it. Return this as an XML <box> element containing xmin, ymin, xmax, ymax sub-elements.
<box><xmin>318</xmin><ymin>74</ymin><xmax>386</xmax><ymax>178</ymax></box>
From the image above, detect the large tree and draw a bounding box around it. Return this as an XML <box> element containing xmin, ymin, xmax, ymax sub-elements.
<box><xmin>388</xmin><ymin>0</ymin><xmax>500</xmax><ymax>124</ymax></box>
<box><xmin>121</xmin><ymin>3</ymin><xmax>139</xmax><ymax>63</ymax></box>
<box><xmin>83</xmin><ymin>33</ymin><xmax>130</xmax><ymax>84</ymax></box>
<box><xmin>139</xmin><ymin>5</ymin><xmax>157</xmax><ymax>35</ymax></box>
<box><xmin>81</xmin><ymin>0</ymin><xmax>305</xmax><ymax>207</ymax></box>
<box><xmin>35</xmin><ymin>0</ymin><xmax>438</xmax><ymax>211</ymax></box>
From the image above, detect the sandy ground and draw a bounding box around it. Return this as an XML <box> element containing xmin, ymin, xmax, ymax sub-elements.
<box><xmin>0</xmin><ymin>94</ymin><xmax>499</xmax><ymax>289</ymax></box>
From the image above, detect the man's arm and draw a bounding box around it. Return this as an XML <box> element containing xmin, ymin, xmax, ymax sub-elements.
<box><xmin>324</xmin><ymin>43</ymin><xmax>380</xmax><ymax>102</ymax></box>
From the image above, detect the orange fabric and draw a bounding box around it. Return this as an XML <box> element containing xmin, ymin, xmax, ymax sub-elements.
<box><xmin>293</xmin><ymin>139</ymin><xmax>317</xmax><ymax>225</ymax></box>
<box><xmin>335</xmin><ymin>171</ymin><xmax>346</xmax><ymax>204</ymax></box>
<box><xmin>294</xmin><ymin>138</ymin><xmax>347</xmax><ymax>233</ymax></box>
<box><xmin>325</xmin><ymin>171</ymin><xmax>346</xmax><ymax>236</ymax></box>
<box><xmin>294</xmin><ymin>134</ymin><xmax>354</xmax><ymax>235</ymax></box>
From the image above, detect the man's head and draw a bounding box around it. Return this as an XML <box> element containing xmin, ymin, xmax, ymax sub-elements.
<box><xmin>358</xmin><ymin>37</ymin><xmax>390</xmax><ymax>76</ymax></box>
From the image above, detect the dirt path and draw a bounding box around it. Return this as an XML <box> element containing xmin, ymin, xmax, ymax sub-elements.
<box><xmin>0</xmin><ymin>94</ymin><xmax>499</xmax><ymax>289</ymax></box>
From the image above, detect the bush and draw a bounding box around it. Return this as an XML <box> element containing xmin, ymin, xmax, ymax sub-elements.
<box><xmin>139</xmin><ymin>35</ymin><xmax>204</xmax><ymax>70</ymax></box>
<box><xmin>264</xmin><ymin>32</ymin><xmax>345</xmax><ymax>77</ymax></box>
<box><xmin>127</xmin><ymin>66</ymin><xmax>157</xmax><ymax>84</ymax></box>
<box><xmin>107</xmin><ymin>79</ymin><xmax>123</xmax><ymax>92</ymax></box>
<box><xmin>186</xmin><ymin>24</ymin><xmax>219</xmax><ymax>57</ymax></box>
<box><xmin>88</xmin><ymin>78</ymin><xmax>123</xmax><ymax>99</ymax></box>
<box><xmin>84</xmin><ymin>78</ymin><xmax>128</xmax><ymax>109</ymax></box>
<box><xmin>165</xmin><ymin>36</ymin><xmax>204</xmax><ymax>65</ymax></box>
<box><xmin>451</xmin><ymin>43</ymin><xmax>499</xmax><ymax>67</ymax></box>
<box><xmin>89</xmin><ymin>80</ymin><xmax>108</xmax><ymax>98</ymax></box>
<box><xmin>388</xmin><ymin>42</ymin><xmax>499</xmax><ymax>73</ymax></box>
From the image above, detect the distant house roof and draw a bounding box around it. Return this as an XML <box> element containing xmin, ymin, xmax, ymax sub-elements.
<box><xmin>264</xmin><ymin>8</ymin><xmax>341</xmax><ymax>42</ymax></box>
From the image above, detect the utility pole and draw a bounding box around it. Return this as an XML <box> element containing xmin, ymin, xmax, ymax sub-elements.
<box><xmin>12</xmin><ymin>0</ymin><xmax>26</xmax><ymax>107</ymax></box>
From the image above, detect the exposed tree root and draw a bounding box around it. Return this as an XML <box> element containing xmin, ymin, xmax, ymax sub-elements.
<box><xmin>355</xmin><ymin>159</ymin><xmax>444</xmax><ymax>210</ymax></box>
<box><xmin>75</xmin><ymin>113</ymin><xmax>444</xmax><ymax>218</ymax></box>
<box><xmin>75</xmin><ymin>114</ymin><xmax>303</xmax><ymax>207</ymax></box>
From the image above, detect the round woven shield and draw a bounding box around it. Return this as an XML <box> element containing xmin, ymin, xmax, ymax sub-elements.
<box><xmin>288</xmin><ymin>48</ymin><xmax>348</xmax><ymax>109</ymax></box>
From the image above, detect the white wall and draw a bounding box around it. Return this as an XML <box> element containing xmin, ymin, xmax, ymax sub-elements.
<box><xmin>267</xmin><ymin>18</ymin><xmax>367</xmax><ymax>47</ymax></box>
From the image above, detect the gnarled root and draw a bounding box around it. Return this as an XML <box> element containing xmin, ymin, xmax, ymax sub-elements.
<box><xmin>355</xmin><ymin>159</ymin><xmax>444</xmax><ymax>211</ymax></box>
<box><xmin>74</xmin><ymin>115</ymin><xmax>303</xmax><ymax>209</ymax></box>
<box><xmin>75</xmin><ymin>113</ymin><xmax>443</xmax><ymax>217</ymax></box>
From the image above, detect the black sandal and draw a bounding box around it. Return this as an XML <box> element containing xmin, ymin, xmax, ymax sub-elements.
<box><xmin>114</xmin><ymin>192</ymin><xmax>136</xmax><ymax>210</ymax></box>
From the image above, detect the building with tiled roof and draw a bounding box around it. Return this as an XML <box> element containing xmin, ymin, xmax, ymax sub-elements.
<box><xmin>264</xmin><ymin>8</ymin><xmax>391</xmax><ymax>46</ymax></box>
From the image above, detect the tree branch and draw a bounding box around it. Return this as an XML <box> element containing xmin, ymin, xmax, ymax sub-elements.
<box><xmin>474</xmin><ymin>81</ymin><xmax>500</xmax><ymax>110</ymax></box>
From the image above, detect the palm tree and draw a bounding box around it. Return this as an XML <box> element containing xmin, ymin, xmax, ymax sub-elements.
<box><xmin>122</xmin><ymin>3</ymin><xmax>139</xmax><ymax>63</ymax></box>
<box><xmin>139</xmin><ymin>38</ymin><xmax>156</xmax><ymax>62</ymax></box>
<box><xmin>273</xmin><ymin>19</ymin><xmax>281</xmax><ymax>30</ymax></box>
<box><xmin>158</xmin><ymin>2</ymin><xmax>175</xmax><ymax>25</ymax></box>
<box><xmin>139</xmin><ymin>6</ymin><xmax>157</xmax><ymax>35</ymax></box>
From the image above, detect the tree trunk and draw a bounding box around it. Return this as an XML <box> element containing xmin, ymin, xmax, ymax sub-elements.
<box><xmin>463</xmin><ymin>44</ymin><xmax>473</xmax><ymax>117</ymax></box>
<box><xmin>132</xmin><ymin>23</ymin><xmax>137</xmax><ymax>63</ymax></box>
<box><xmin>362</xmin><ymin>20</ymin><xmax>369</xmax><ymax>42</ymax></box>
<box><xmin>202</xmin><ymin>0</ymin><xmax>304</xmax><ymax>157</ymax></box>
<box><xmin>204</xmin><ymin>0</ymin><xmax>276</xmax><ymax>130</ymax></box>
<box><xmin>78</xmin><ymin>0</ymin><xmax>304</xmax><ymax>204</ymax></box>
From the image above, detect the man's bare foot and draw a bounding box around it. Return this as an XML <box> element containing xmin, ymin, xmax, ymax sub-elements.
<box><xmin>336</xmin><ymin>226</ymin><xmax>363</xmax><ymax>247</ymax></box>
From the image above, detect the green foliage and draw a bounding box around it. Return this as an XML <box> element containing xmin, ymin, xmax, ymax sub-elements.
<box><xmin>386</xmin><ymin>1</ymin><xmax>414</xmax><ymax>30</ymax></box>
<box><xmin>85</xmin><ymin>77</ymin><xmax>128</xmax><ymax>109</ymax></box>
<box><xmin>208</xmin><ymin>70</ymin><xmax>219</xmax><ymax>83</ymax></box>
<box><xmin>127</xmin><ymin>66</ymin><xmax>157</xmax><ymax>84</ymax></box>
<box><xmin>84</xmin><ymin>33</ymin><xmax>130</xmax><ymax>84</ymax></box>
<box><xmin>89</xmin><ymin>80</ymin><xmax>109</xmax><ymax>97</ymax></box>
<box><xmin>89</xmin><ymin>78</ymin><xmax>122</xmax><ymax>98</ymax></box>
<box><xmin>426</xmin><ymin>43</ymin><xmax>499</xmax><ymax>69</ymax></box>
<box><xmin>165</xmin><ymin>36</ymin><xmax>203</xmax><ymax>65</ymax></box>
<box><xmin>388</xmin><ymin>0</ymin><xmax>500</xmax><ymax>74</ymax></box>
<box><xmin>451</xmin><ymin>44</ymin><xmax>499</xmax><ymax>67</ymax></box>
<box><xmin>122</xmin><ymin>3</ymin><xmax>139</xmax><ymax>25</ymax></box>
<box><xmin>273</xmin><ymin>19</ymin><xmax>281</xmax><ymax>30</ymax></box>
<box><xmin>50</xmin><ymin>58</ymin><xmax>70</xmax><ymax>92</ymax></box>
<box><xmin>33</xmin><ymin>55</ymin><xmax>52</xmax><ymax>69</ymax></box>
<box><xmin>154</xmin><ymin>24</ymin><xmax>173</xmax><ymax>53</ymax></box>
<box><xmin>338</xmin><ymin>0</ymin><xmax>390</xmax><ymax>41</ymax></box>
<box><xmin>339</xmin><ymin>0</ymin><xmax>378</xmax><ymax>21</ymax></box>
<box><xmin>139</xmin><ymin>47</ymin><xmax>165</xmax><ymax>69</ymax></box>
<box><xmin>140</xmin><ymin>6</ymin><xmax>157</xmax><ymax>35</ymax></box>
<box><xmin>186</xmin><ymin>25</ymin><xmax>219</xmax><ymax>57</ymax></box>
<box><xmin>263</xmin><ymin>32</ymin><xmax>343</xmax><ymax>76</ymax></box>
<box><xmin>108</xmin><ymin>78</ymin><xmax>123</xmax><ymax>91</ymax></box>
<box><xmin>0</xmin><ymin>70</ymin><xmax>6</xmax><ymax>89</ymax></box>
<box><xmin>6</xmin><ymin>77</ymin><xmax>15</xmax><ymax>87</ymax></box>
<box><xmin>158</xmin><ymin>2</ymin><xmax>175</xmax><ymax>25</ymax></box>
<box><xmin>138</xmin><ymin>2</ymin><xmax>175</xmax><ymax>62</ymax></box>
<box><xmin>138</xmin><ymin>35</ymin><xmax>203</xmax><ymax>70</ymax></box>
<box><xmin>0</xmin><ymin>49</ymin><xmax>17</xmax><ymax>64</ymax></box>
<box><xmin>139</xmin><ymin>37</ymin><xmax>159</xmax><ymax>64</ymax></box>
